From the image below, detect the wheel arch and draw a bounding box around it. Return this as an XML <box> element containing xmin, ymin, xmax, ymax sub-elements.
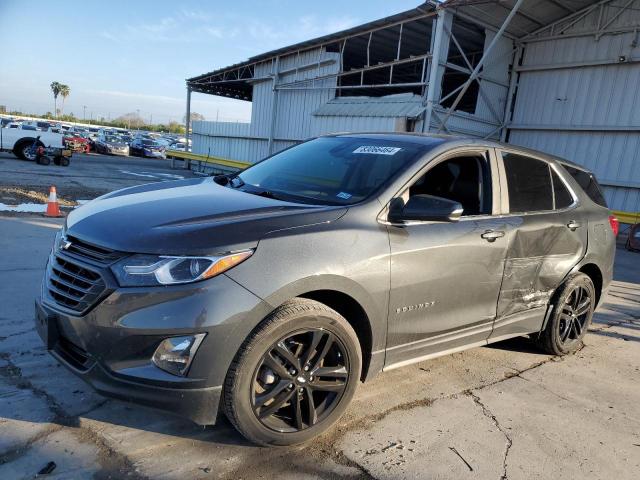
<box><xmin>13</xmin><ymin>136</ymin><xmax>43</xmax><ymax>155</ymax></box>
<box><xmin>577</xmin><ymin>263</ymin><xmax>603</xmax><ymax>306</ymax></box>
<box><xmin>298</xmin><ymin>289</ymin><xmax>374</xmax><ymax>382</ymax></box>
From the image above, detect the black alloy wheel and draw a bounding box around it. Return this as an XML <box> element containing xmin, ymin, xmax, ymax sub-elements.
<box><xmin>251</xmin><ymin>329</ymin><xmax>349</xmax><ymax>432</ymax></box>
<box><xmin>558</xmin><ymin>285</ymin><xmax>591</xmax><ymax>344</ymax></box>
<box><xmin>223</xmin><ymin>298</ymin><xmax>361</xmax><ymax>446</ymax></box>
<box><xmin>536</xmin><ymin>272</ymin><xmax>595</xmax><ymax>355</ymax></box>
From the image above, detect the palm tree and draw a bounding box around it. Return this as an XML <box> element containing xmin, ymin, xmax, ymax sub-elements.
<box><xmin>50</xmin><ymin>82</ymin><xmax>62</xmax><ymax>118</ymax></box>
<box><xmin>59</xmin><ymin>84</ymin><xmax>70</xmax><ymax>116</ymax></box>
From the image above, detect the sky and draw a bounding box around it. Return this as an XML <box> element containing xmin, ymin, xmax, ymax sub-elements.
<box><xmin>0</xmin><ymin>0</ymin><xmax>420</xmax><ymax>124</ymax></box>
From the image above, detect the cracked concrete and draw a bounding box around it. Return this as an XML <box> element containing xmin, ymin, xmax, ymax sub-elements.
<box><xmin>469</xmin><ymin>392</ymin><xmax>512</xmax><ymax>480</ymax></box>
<box><xmin>0</xmin><ymin>214</ymin><xmax>639</xmax><ymax>479</ymax></box>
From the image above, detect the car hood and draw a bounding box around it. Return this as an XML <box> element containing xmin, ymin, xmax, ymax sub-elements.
<box><xmin>105</xmin><ymin>142</ymin><xmax>127</xmax><ymax>147</ymax></box>
<box><xmin>66</xmin><ymin>178</ymin><xmax>347</xmax><ymax>255</ymax></box>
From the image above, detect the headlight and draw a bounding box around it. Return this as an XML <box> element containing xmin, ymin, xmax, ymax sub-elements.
<box><xmin>110</xmin><ymin>250</ymin><xmax>253</xmax><ymax>287</ymax></box>
<box><xmin>152</xmin><ymin>334</ymin><xmax>205</xmax><ymax>376</ymax></box>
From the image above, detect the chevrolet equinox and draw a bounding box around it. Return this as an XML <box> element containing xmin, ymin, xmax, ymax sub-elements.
<box><xmin>36</xmin><ymin>134</ymin><xmax>616</xmax><ymax>446</ymax></box>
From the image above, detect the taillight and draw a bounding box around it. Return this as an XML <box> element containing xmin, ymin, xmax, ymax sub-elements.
<box><xmin>608</xmin><ymin>214</ymin><xmax>619</xmax><ymax>237</ymax></box>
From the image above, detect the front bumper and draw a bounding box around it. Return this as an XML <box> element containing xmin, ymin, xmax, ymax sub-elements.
<box><xmin>35</xmin><ymin>268</ymin><xmax>267</xmax><ymax>425</ymax></box>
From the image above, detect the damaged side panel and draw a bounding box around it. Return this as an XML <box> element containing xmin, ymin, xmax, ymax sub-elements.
<box><xmin>493</xmin><ymin>212</ymin><xmax>587</xmax><ymax>336</ymax></box>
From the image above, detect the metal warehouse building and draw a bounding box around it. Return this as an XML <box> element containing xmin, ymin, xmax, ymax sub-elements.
<box><xmin>185</xmin><ymin>0</ymin><xmax>640</xmax><ymax>218</ymax></box>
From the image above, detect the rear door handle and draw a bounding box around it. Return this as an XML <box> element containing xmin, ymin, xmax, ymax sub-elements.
<box><xmin>567</xmin><ymin>220</ymin><xmax>581</xmax><ymax>231</ymax></box>
<box><xmin>481</xmin><ymin>230</ymin><xmax>505</xmax><ymax>242</ymax></box>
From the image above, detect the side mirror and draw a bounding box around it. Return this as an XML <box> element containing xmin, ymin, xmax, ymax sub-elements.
<box><xmin>389</xmin><ymin>194</ymin><xmax>463</xmax><ymax>223</ymax></box>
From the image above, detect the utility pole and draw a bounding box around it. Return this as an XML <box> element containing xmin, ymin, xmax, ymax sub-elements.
<box><xmin>83</xmin><ymin>105</ymin><xmax>87</xmax><ymax>121</ymax></box>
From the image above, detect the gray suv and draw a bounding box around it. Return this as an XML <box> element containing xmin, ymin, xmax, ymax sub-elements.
<box><xmin>35</xmin><ymin>134</ymin><xmax>616</xmax><ymax>446</ymax></box>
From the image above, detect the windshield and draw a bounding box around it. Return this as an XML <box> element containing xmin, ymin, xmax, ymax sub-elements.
<box><xmin>142</xmin><ymin>139</ymin><xmax>158</xmax><ymax>146</ymax></box>
<box><xmin>105</xmin><ymin>136</ymin><xmax>121</xmax><ymax>143</ymax></box>
<box><xmin>236</xmin><ymin>136</ymin><xmax>426</xmax><ymax>205</ymax></box>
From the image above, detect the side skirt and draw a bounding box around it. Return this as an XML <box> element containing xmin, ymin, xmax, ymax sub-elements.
<box><xmin>381</xmin><ymin>307</ymin><xmax>546</xmax><ymax>372</ymax></box>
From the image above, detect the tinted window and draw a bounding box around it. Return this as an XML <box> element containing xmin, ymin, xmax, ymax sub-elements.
<box><xmin>409</xmin><ymin>154</ymin><xmax>492</xmax><ymax>216</ymax></box>
<box><xmin>22</xmin><ymin>125</ymin><xmax>37</xmax><ymax>131</ymax></box>
<box><xmin>561</xmin><ymin>164</ymin><xmax>608</xmax><ymax>208</ymax></box>
<box><xmin>551</xmin><ymin>169</ymin><xmax>573</xmax><ymax>209</ymax></box>
<box><xmin>237</xmin><ymin>137</ymin><xmax>428</xmax><ymax>205</ymax></box>
<box><xmin>502</xmin><ymin>153</ymin><xmax>553</xmax><ymax>212</ymax></box>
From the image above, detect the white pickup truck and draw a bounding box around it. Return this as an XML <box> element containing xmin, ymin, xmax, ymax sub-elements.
<box><xmin>0</xmin><ymin>125</ymin><xmax>65</xmax><ymax>161</ymax></box>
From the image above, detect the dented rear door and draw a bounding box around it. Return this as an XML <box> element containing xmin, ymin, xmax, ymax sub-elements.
<box><xmin>493</xmin><ymin>150</ymin><xmax>587</xmax><ymax>331</ymax></box>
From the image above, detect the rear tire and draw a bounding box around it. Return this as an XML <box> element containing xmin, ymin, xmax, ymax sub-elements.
<box><xmin>60</xmin><ymin>157</ymin><xmax>70</xmax><ymax>167</ymax></box>
<box><xmin>536</xmin><ymin>273</ymin><xmax>595</xmax><ymax>355</ymax></box>
<box><xmin>223</xmin><ymin>299</ymin><xmax>361</xmax><ymax>446</ymax></box>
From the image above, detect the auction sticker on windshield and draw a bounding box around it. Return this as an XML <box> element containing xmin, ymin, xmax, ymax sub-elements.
<box><xmin>353</xmin><ymin>146</ymin><xmax>402</xmax><ymax>155</ymax></box>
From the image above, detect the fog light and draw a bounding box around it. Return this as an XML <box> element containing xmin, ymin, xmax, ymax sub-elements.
<box><xmin>152</xmin><ymin>334</ymin><xmax>205</xmax><ymax>376</ymax></box>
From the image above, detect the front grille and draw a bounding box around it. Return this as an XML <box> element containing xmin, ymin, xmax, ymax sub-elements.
<box><xmin>47</xmin><ymin>256</ymin><xmax>106</xmax><ymax>313</ymax></box>
<box><xmin>64</xmin><ymin>235</ymin><xmax>123</xmax><ymax>265</ymax></box>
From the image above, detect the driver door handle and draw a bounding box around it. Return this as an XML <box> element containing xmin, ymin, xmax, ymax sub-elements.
<box><xmin>481</xmin><ymin>230</ymin><xmax>505</xmax><ymax>242</ymax></box>
<box><xmin>567</xmin><ymin>220</ymin><xmax>581</xmax><ymax>231</ymax></box>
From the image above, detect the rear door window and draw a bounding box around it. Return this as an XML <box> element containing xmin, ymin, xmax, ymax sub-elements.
<box><xmin>501</xmin><ymin>152</ymin><xmax>553</xmax><ymax>213</ymax></box>
<box><xmin>561</xmin><ymin>164</ymin><xmax>608</xmax><ymax>208</ymax></box>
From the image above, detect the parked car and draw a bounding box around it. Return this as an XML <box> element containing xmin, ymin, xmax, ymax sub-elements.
<box><xmin>94</xmin><ymin>133</ymin><xmax>129</xmax><ymax>156</ymax></box>
<box><xmin>129</xmin><ymin>138</ymin><xmax>165</xmax><ymax>158</ymax></box>
<box><xmin>62</xmin><ymin>131</ymin><xmax>90</xmax><ymax>153</ymax></box>
<box><xmin>0</xmin><ymin>123</ymin><xmax>65</xmax><ymax>160</ymax></box>
<box><xmin>166</xmin><ymin>142</ymin><xmax>186</xmax><ymax>159</ymax></box>
<box><xmin>626</xmin><ymin>223</ymin><xmax>640</xmax><ymax>251</ymax></box>
<box><xmin>35</xmin><ymin>133</ymin><xmax>615</xmax><ymax>446</ymax></box>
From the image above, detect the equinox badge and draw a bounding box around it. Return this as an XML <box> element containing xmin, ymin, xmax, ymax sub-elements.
<box><xmin>396</xmin><ymin>301</ymin><xmax>436</xmax><ymax>314</ymax></box>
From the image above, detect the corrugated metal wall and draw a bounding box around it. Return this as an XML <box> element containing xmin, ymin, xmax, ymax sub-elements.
<box><xmin>192</xmin><ymin>45</ymin><xmax>409</xmax><ymax>163</ymax></box>
<box><xmin>192</xmin><ymin>3</ymin><xmax>640</xmax><ymax>214</ymax></box>
<box><xmin>508</xmin><ymin>1</ymin><xmax>640</xmax><ymax>212</ymax></box>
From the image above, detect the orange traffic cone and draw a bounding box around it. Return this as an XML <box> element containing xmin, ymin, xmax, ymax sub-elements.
<box><xmin>45</xmin><ymin>186</ymin><xmax>62</xmax><ymax>217</ymax></box>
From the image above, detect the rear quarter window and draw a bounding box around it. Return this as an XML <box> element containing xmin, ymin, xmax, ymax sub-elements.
<box><xmin>561</xmin><ymin>164</ymin><xmax>608</xmax><ymax>208</ymax></box>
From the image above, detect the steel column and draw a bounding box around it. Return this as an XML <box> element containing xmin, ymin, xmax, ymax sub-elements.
<box><xmin>181</xmin><ymin>86</ymin><xmax>192</xmax><ymax>170</ymax></box>
<box><xmin>501</xmin><ymin>44</ymin><xmax>522</xmax><ymax>141</ymax></box>
<box><xmin>437</xmin><ymin>0</ymin><xmax>525</xmax><ymax>133</ymax></box>
<box><xmin>422</xmin><ymin>8</ymin><xmax>450</xmax><ymax>132</ymax></box>
<box><xmin>267</xmin><ymin>56</ymin><xmax>280</xmax><ymax>155</ymax></box>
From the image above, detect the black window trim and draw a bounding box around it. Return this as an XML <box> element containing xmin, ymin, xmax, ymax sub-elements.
<box><xmin>496</xmin><ymin>148</ymin><xmax>579</xmax><ymax>217</ymax></box>
<box><xmin>379</xmin><ymin>146</ymin><xmax>502</xmax><ymax>226</ymax></box>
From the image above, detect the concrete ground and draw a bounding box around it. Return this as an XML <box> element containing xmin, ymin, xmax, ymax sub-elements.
<box><xmin>0</xmin><ymin>182</ymin><xmax>638</xmax><ymax>478</ymax></box>
<box><xmin>0</xmin><ymin>151</ymin><xmax>193</xmax><ymax>204</ymax></box>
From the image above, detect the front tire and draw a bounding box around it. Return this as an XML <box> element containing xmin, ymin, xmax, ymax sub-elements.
<box><xmin>536</xmin><ymin>273</ymin><xmax>595</xmax><ymax>355</ymax></box>
<box><xmin>223</xmin><ymin>299</ymin><xmax>361</xmax><ymax>446</ymax></box>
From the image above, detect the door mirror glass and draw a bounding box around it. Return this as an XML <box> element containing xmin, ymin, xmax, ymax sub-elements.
<box><xmin>389</xmin><ymin>194</ymin><xmax>463</xmax><ymax>223</ymax></box>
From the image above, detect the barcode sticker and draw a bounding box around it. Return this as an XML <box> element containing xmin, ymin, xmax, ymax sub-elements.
<box><xmin>353</xmin><ymin>146</ymin><xmax>402</xmax><ymax>155</ymax></box>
